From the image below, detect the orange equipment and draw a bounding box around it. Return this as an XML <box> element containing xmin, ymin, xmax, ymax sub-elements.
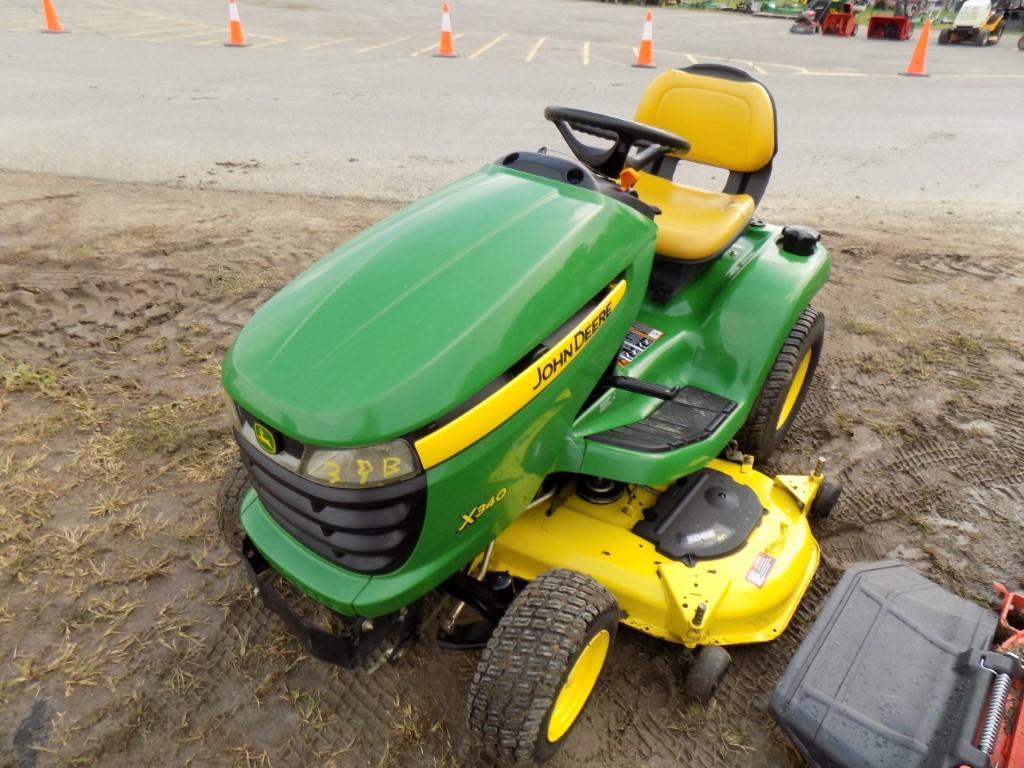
<box><xmin>821</xmin><ymin>2</ymin><xmax>859</xmax><ymax>36</ymax></box>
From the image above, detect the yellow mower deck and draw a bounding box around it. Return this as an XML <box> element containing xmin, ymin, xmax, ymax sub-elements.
<box><xmin>488</xmin><ymin>459</ymin><xmax>821</xmax><ymax>647</ymax></box>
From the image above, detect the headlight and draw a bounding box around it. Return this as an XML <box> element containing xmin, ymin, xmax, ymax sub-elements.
<box><xmin>222</xmin><ymin>389</ymin><xmax>242</xmax><ymax>430</ymax></box>
<box><xmin>303</xmin><ymin>440</ymin><xmax>420</xmax><ymax>488</ymax></box>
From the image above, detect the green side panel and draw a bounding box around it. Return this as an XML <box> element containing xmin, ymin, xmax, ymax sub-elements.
<box><xmin>240</xmin><ymin>488</ymin><xmax>370</xmax><ymax>614</ymax></box>
<box><xmin>575</xmin><ymin>223</ymin><xmax>830</xmax><ymax>484</ymax></box>
<box><xmin>222</xmin><ymin>164</ymin><xmax>654</xmax><ymax>447</ymax></box>
<box><xmin>239</xmin><ymin>253</ymin><xmax>650</xmax><ymax>617</ymax></box>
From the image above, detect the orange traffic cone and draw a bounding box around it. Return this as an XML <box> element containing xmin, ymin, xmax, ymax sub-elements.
<box><xmin>41</xmin><ymin>0</ymin><xmax>67</xmax><ymax>34</ymax></box>
<box><xmin>436</xmin><ymin>3</ymin><xmax>457</xmax><ymax>58</ymax></box>
<box><xmin>900</xmin><ymin>18</ymin><xmax>931</xmax><ymax>77</ymax></box>
<box><xmin>634</xmin><ymin>11</ymin><xmax>655</xmax><ymax>68</ymax></box>
<box><xmin>225</xmin><ymin>0</ymin><xmax>247</xmax><ymax>48</ymax></box>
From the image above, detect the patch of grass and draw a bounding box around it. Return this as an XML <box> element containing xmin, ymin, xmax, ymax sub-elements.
<box><xmin>208</xmin><ymin>266</ymin><xmax>277</xmax><ymax>296</ymax></box>
<box><xmin>1</xmin><ymin>358</ymin><xmax>60</xmax><ymax>395</ymax></box>
<box><xmin>836</xmin><ymin>317</ymin><xmax>886</xmax><ymax>337</ymax></box>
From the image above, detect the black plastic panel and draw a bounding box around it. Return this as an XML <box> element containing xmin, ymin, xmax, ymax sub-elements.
<box><xmin>236</xmin><ymin>433</ymin><xmax>426</xmax><ymax>575</ymax></box>
<box><xmin>587</xmin><ymin>385</ymin><xmax>736</xmax><ymax>452</ymax></box>
<box><xmin>770</xmin><ymin>561</ymin><xmax>1001</xmax><ymax>768</ymax></box>
<box><xmin>633</xmin><ymin>468</ymin><xmax>764</xmax><ymax>565</ymax></box>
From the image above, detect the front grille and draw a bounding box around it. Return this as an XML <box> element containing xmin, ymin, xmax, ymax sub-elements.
<box><xmin>235</xmin><ymin>432</ymin><xmax>427</xmax><ymax>575</ymax></box>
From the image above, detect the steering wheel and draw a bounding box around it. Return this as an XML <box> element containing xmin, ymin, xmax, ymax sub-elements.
<box><xmin>544</xmin><ymin>106</ymin><xmax>690</xmax><ymax>179</ymax></box>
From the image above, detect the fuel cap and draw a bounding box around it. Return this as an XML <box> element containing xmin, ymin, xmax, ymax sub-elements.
<box><xmin>781</xmin><ymin>225</ymin><xmax>821</xmax><ymax>257</ymax></box>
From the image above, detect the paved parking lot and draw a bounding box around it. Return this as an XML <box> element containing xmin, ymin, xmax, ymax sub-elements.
<box><xmin>1</xmin><ymin>0</ymin><xmax>1021</xmax><ymax>200</ymax></box>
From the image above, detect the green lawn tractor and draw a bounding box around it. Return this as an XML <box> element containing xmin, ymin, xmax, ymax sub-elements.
<box><xmin>218</xmin><ymin>63</ymin><xmax>840</xmax><ymax>765</ymax></box>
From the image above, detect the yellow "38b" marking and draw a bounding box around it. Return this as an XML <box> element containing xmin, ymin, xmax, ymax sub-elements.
<box><xmin>324</xmin><ymin>457</ymin><xmax>406</xmax><ymax>486</ymax></box>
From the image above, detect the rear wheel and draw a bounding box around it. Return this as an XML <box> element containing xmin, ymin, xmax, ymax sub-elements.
<box><xmin>466</xmin><ymin>569</ymin><xmax>619</xmax><ymax>765</ymax></box>
<box><xmin>939</xmin><ymin>29</ymin><xmax>951</xmax><ymax>44</ymax></box>
<box><xmin>217</xmin><ymin>457</ymin><xmax>249</xmax><ymax>551</ymax></box>
<box><xmin>975</xmin><ymin>29</ymin><xmax>989</xmax><ymax>46</ymax></box>
<box><xmin>734</xmin><ymin>306</ymin><xmax>825</xmax><ymax>461</ymax></box>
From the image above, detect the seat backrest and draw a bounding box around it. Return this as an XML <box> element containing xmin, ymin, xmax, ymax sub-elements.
<box><xmin>634</xmin><ymin>64</ymin><xmax>777</xmax><ymax>174</ymax></box>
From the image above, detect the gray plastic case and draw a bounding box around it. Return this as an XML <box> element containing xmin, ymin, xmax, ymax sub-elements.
<box><xmin>770</xmin><ymin>561</ymin><xmax>999</xmax><ymax>768</ymax></box>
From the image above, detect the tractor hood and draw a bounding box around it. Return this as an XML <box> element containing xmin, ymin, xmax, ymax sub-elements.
<box><xmin>223</xmin><ymin>164</ymin><xmax>653</xmax><ymax>446</ymax></box>
<box><xmin>954</xmin><ymin>0</ymin><xmax>990</xmax><ymax>26</ymax></box>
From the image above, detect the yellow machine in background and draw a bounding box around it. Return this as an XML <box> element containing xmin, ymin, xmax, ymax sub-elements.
<box><xmin>939</xmin><ymin>0</ymin><xmax>1008</xmax><ymax>45</ymax></box>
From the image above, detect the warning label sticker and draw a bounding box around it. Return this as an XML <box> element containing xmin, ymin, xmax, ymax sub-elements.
<box><xmin>746</xmin><ymin>552</ymin><xmax>776</xmax><ymax>589</ymax></box>
<box><xmin>616</xmin><ymin>322</ymin><xmax>664</xmax><ymax>368</ymax></box>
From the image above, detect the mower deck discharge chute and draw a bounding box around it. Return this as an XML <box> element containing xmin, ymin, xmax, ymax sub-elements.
<box><xmin>220</xmin><ymin>64</ymin><xmax>837</xmax><ymax>764</ymax></box>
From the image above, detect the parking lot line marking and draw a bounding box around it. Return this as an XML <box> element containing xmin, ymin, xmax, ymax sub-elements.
<box><xmin>753</xmin><ymin>63</ymin><xmax>766</xmax><ymax>74</ymax></box>
<box><xmin>632</xmin><ymin>46</ymin><xmax>639</xmax><ymax>58</ymax></box>
<box><xmin>145</xmin><ymin>29</ymin><xmax>222</xmax><ymax>43</ymax></box>
<box><xmin>356</xmin><ymin>35</ymin><xmax>411</xmax><ymax>54</ymax></box>
<box><xmin>685</xmin><ymin>53</ymin><xmax>698</xmax><ymax>64</ymax></box>
<box><xmin>302</xmin><ymin>37</ymin><xmax>354</xmax><ymax>51</ymax></box>
<box><xmin>114</xmin><ymin>25</ymin><xmax>195</xmax><ymax>38</ymax></box>
<box><xmin>583</xmin><ymin>41</ymin><xmax>590</xmax><ymax>66</ymax></box>
<box><xmin>468</xmin><ymin>32</ymin><xmax>508</xmax><ymax>60</ymax></box>
<box><xmin>0</xmin><ymin>16</ymin><xmax>38</xmax><ymax>26</ymax></box>
<box><xmin>250</xmin><ymin>39</ymin><xmax>286</xmax><ymax>49</ymax></box>
<box><xmin>411</xmin><ymin>32</ymin><xmax>463</xmax><ymax>56</ymax></box>
<box><xmin>525</xmin><ymin>36</ymin><xmax>546</xmax><ymax>62</ymax></box>
<box><xmin>82</xmin><ymin>21</ymin><xmax>172</xmax><ymax>33</ymax></box>
<box><xmin>932</xmin><ymin>73</ymin><xmax>1024</xmax><ymax>79</ymax></box>
<box><xmin>79</xmin><ymin>0</ymin><xmax>214</xmax><ymax>28</ymax></box>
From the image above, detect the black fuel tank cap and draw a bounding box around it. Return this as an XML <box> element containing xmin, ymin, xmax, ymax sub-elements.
<box><xmin>781</xmin><ymin>225</ymin><xmax>821</xmax><ymax>257</ymax></box>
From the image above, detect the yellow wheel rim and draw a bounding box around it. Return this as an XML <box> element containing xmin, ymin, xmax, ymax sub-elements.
<box><xmin>776</xmin><ymin>349</ymin><xmax>813</xmax><ymax>430</ymax></box>
<box><xmin>546</xmin><ymin>628</ymin><xmax>611</xmax><ymax>743</ymax></box>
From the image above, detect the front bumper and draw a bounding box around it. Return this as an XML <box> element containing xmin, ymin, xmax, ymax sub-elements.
<box><xmin>241</xmin><ymin>536</ymin><xmax>420</xmax><ymax>667</ymax></box>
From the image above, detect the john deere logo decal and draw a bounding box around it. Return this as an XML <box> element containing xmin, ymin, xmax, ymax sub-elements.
<box><xmin>253</xmin><ymin>422</ymin><xmax>279</xmax><ymax>454</ymax></box>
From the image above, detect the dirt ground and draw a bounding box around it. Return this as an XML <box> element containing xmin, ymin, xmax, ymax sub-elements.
<box><xmin>2</xmin><ymin>169</ymin><xmax>1022</xmax><ymax>768</ymax></box>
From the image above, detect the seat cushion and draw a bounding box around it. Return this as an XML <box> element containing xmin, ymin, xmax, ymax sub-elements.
<box><xmin>633</xmin><ymin>172</ymin><xmax>755</xmax><ymax>262</ymax></box>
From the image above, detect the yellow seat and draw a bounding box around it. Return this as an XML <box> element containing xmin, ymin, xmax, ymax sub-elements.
<box><xmin>632</xmin><ymin>65</ymin><xmax>778</xmax><ymax>262</ymax></box>
<box><xmin>631</xmin><ymin>173</ymin><xmax>755</xmax><ymax>262</ymax></box>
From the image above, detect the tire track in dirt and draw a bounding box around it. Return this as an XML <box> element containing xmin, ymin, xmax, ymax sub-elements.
<box><xmin>3</xmin><ymin>174</ymin><xmax>1023</xmax><ymax>768</ymax></box>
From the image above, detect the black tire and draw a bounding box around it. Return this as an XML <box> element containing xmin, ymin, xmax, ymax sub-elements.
<box><xmin>734</xmin><ymin>306</ymin><xmax>825</xmax><ymax>461</ymax></box>
<box><xmin>975</xmin><ymin>29</ymin><xmax>989</xmax><ymax>46</ymax></box>
<box><xmin>466</xmin><ymin>569</ymin><xmax>619</xmax><ymax>765</ymax></box>
<box><xmin>1018</xmin><ymin>33</ymin><xmax>1024</xmax><ymax>51</ymax></box>
<box><xmin>217</xmin><ymin>457</ymin><xmax>250</xmax><ymax>551</ymax></box>
<box><xmin>938</xmin><ymin>28</ymin><xmax>950</xmax><ymax>44</ymax></box>
<box><xmin>809</xmin><ymin>480</ymin><xmax>843</xmax><ymax>521</ymax></box>
<box><xmin>685</xmin><ymin>645</ymin><xmax>731</xmax><ymax>703</ymax></box>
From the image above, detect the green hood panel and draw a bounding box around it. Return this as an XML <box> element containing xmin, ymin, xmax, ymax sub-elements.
<box><xmin>224</xmin><ymin>165</ymin><xmax>654</xmax><ymax>446</ymax></box>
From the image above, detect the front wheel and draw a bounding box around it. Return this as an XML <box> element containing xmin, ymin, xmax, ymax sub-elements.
<box><xmin>938</xmin><ymin>29</ymin><xmax>951</xmax><ymax>44</ymax></box>
<box><xmin>466</xmin><ymin>569</ymin><xmax>619</xmax><ymax>765</ymax></box>
<box><xmin>975</xmin><ymin>30</ymin><xmax>989</xmax><ymax>46</ymax></box>
<box><xmin>685</xmin><ymin>645</ymin><xmax>732</xmax><ymax>703</ymax></box>
<box><xmin>734</xmin><ymin>306</ymin><xmax>825</xmax><ymax>461</ymax></box>
<box><xmin>216</xmin><ymin>457</ymin><xmax>250</xmax><ymax>551</ymax></box>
